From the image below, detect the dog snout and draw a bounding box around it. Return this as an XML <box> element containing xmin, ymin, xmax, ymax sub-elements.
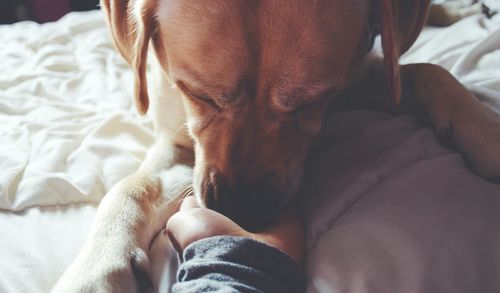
<box><xmin>200</xmin><ymin>168</ymin><xmax>282</xmax><ymax>230</ymax></box>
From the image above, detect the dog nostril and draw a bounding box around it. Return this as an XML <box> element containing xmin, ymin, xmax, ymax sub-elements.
<box><xmin>203</xmin><ymin>168</ymin><xmax>222</xmax><ymax>209</ymax></box>
<box><xmin>203</xmin><ymin>180</ymin><xmax>216</xmax><ymax>209</ymax></box>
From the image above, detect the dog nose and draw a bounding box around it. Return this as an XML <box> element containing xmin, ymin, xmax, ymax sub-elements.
<box><xmin>201</xmin><ymin>169</ymin><xmax>281</xmax><ymax>230</ymax></box>
<box><xmin>202</xmin><ymin>169</ymin><xmax>221</xmax><ymax>209</ymax></box>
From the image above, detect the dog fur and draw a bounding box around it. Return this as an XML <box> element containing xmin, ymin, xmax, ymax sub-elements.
<box><xmin>53</xmin><ymin>0</ymin><xmax>500</xmax><ymax>292</ymax></box>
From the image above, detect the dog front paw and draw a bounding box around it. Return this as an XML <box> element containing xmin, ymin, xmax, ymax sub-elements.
<box><xmin>52</xmin><ymin>247</ymin><xmax>153</xmax><ymax>293</ymax></box>
<box><xmin>451</xmin><ymin>105</ymin><xmax>500</xmax><ymax>183</ymax></box>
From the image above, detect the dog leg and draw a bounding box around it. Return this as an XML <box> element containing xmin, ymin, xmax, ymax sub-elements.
<box><xmin>337</xmin><ymin>61</ymin><xmax>500</xmax><ymax>182</ymax></box>
<box><xmin>400</xmin><ymin>63</ymin><xmax>500</xmax><ymax>182</ymax></box>
<box><xmin>52</xmin><ymin>135</ymin><xmax>193</xmax><ymax>293</ymax></box>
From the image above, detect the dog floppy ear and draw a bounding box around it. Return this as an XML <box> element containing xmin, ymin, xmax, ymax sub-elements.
<box><xmin>377</xmin><ymin>0</ymin><xmax>431</xmax><ymax>105</ymax></box>
<box><xmin>101</xmin><ymin>0</ymin><xmax>156</xmax><ymax>115</ymax></box>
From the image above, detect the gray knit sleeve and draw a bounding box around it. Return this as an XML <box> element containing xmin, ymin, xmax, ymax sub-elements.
<box><xmin>172</xmin><ymin>236</ymin><xmax>304</xmax><ymax>293</ymax></box>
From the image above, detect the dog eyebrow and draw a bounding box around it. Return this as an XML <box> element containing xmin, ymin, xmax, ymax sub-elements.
<box><xmin>175</xmin><ymin>66</ymin><xmax>252</xmax><ymax>106</ymax></box>
<box><xmin>174</xmin><ymin>66</ymin><xmax>218</xmax><ymax>93</ymax></box>
<box><xmin>278</xmin><ymin>85</ymin><xmax>337</xmax><ymax>112</ymax></box>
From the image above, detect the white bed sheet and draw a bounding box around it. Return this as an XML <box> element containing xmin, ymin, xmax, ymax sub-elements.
<box><xmin>0</xmin><ymin>10</ymin><xmax>499</xmax><ymax>293</ymax></box>
<box><xmin>0</xmin><ymin>11</ymin><xmax>149</xmax><ymax>292</ymax></box>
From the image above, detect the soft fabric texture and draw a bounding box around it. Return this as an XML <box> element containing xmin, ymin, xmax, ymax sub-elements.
<box><xmin>301</xmin><ymin>110</ymin><xmax>500</xmax><ymax>292</ymax></box>
<box><xmin>0</xmin><ymin>12</ymin><xmax>152</xmax><ymax>211</ymax></box>
<box><xmin>173</xmin><ymin>236</ymin><xmax>304</xmax><ymax>293</ymax></box>
<box><xmin>0</xmin><ymin>10</ymin><xmax>499</xmax><ymax>293</ymax></box>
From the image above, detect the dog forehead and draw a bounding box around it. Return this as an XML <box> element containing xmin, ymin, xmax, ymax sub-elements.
<box><xmin>157</xmin><ymin>0</ymin><xmax>369</xmax><ymax>63</ymax></box>
<box><xmin>157</xmin><ymin>0</ymin><xmax>248</xmax><ymax>28</ymax></box>
<box><xmin>156</xmin><ymin>0</ymin><xmax>251</xmax><ymax>54</ymax></box>
<box><xmin>156</xmin><ymin>0</ymin><xmax>251</xmax><ymax>86</ymax></box>
<box><xmin>156</xmin><ymin>0</ymin><xmax>370</xmax><ymax>100</ymax></box>
<box><xmin>157</xmin><ymin>0</ymin><xmax>369</xmax><ymax>35</ymax></box>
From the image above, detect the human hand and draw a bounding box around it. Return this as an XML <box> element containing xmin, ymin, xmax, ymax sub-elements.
<box><xmin>166</xmin><ymin>196</ymin><xmax>305</xmax><ymax>262</ymax></box>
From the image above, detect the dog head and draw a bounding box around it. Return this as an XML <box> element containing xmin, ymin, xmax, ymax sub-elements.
<box><xmin>102</xmin><ymin>0</ymin><xmax>430</xmax><ymax>229</ymax></box>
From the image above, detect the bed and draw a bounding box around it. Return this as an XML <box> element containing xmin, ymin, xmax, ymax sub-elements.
<box><xmin>1</xmin><ymin>10</ymin><xmax>499</xmax><ymax>293</ymax></box>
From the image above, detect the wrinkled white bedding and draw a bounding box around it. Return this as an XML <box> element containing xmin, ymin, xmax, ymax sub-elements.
<box><xmin>0</xmin><ymin>10</ymin><xmax>499</xmax><ymax>293</ymax></box>
<box><xmin>0</xmin><ymin>12</ymin><xmax>153</xmax><ymax>292</ymax></box>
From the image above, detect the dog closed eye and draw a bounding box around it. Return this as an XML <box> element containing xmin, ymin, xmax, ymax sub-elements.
<box><xmin>177</xmin><ymin>81</ymin><xmax>223</xmax><ymax>111</ymax></box>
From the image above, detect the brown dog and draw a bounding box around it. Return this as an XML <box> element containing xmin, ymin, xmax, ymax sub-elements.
<box><xmin>53</xmin><ymin>0</ymin><xmax>500</xmax><ymax>292</ymax></box>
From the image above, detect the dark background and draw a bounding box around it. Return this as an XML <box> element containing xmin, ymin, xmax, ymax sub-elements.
<box><xmin>0</xmin><ymin>0</ymin><xmax>99</xmax><ymax>24</ymax></box>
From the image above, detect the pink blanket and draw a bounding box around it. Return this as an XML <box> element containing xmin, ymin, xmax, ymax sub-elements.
<box><xmin>302</xmin><ymin>110</ymin><xmax>500</xmax><ymax>292</ymax></box>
